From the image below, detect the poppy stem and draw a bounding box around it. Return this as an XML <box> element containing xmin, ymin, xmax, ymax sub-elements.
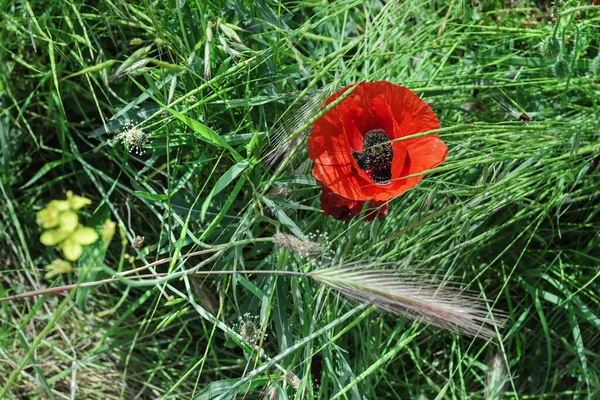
<box><xmin>557</xmin><ymin>5</ymin><xmax>600</xmax><ymax>17</ymax></box>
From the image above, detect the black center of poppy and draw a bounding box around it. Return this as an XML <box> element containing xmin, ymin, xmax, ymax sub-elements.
<box><xmin>352</xmin><ymin>129</ymin><xmax>393</xmax><ymax>185</ymax></box>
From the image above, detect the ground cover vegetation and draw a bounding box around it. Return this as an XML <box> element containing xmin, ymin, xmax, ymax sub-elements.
<box><xmin>1</xmin><ymin>0</ymin><xmax>600</xmax><ymax>398</ymax></box>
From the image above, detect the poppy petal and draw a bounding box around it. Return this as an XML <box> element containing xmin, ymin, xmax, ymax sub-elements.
<box><xmin>339</xmin><ymin>100</ymin><xmax>367</xmax><ymax>151</ymax></box>
<box><xmin>368</xmin><ymin>94</ymin><xmax>397</xmax><ymax>138</ymax></box>
<box><xmin>308</xmin><ymin>113</ymin><xmax>354</xmax><ymax>166</ymax></box>
<box><xmin>313</xmin><ymin>163</ymin><xmax>377</xmax><ymax>201</ymax></box>
<box><xmin>406</xmin><ymin>135</ymin><xmax>448</xmax><ymax>175</ymax></box>
<box><xmin>365</xmin><ymin>200</ymin><xmax>389</xmax><ymax>221</ymax></box>
<box><xmin>320</xmin><ymin>187</ymin><xmax>361</xmax><ymax>221</ymax></box>
<box><xmin>386</xmin><ymin>141</ymin><xmax>410</xmax><ymax>191</ymax></box>
<box><xmin>389</xmin><ymin>86</ymin><xmax>440</xmax><ymax>138</ymax></box>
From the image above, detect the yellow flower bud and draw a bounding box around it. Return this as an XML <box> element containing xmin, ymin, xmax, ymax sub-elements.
<box><xmin>101</xmin><ymin>219</ymin><xmax>116</xmax><ymax>242</ymax></box>
<box><xmin>62</xmin><ymin>238</ymin><xmax>83</xmax><ymax>261</ymax></box>
<box><xmin>60</xmin><ymin>227</ymin><xmax>98</xmax><ymax>261</ymax></box>
<box><xmin>58</xmin><ymin>210</ymin><xmax>79</xmax><ymax>232</ymax></box>
<box><xmin>72</xmin><ymin>226</ymin><xmax>99</xmax><ymax>245</ymax></box>
<box><xmin>38</xmin><ymin>193</ymin><xmax>98</xmax><ymax>261</ymax></box>
<box><xmin>47</xmin><ymin>200</ymin><xmax>70</xmax><ymax>212</ymax></box>
<box><xmin>37</xmin><ymin>207</ymin><xmax>59</xmax><ymax>229</ymax></box>
<box><xmin>66</xmin><ymin>191</ymin><xmax>92</xmax><ymax>210</ymax></box>
<box><xmin>40</xmin><ymin>229</ymin><xmax>70</xmax><ymax>246</ymax></box>
<box><xmin>44</xmin><ymin>259</ymin><xmax>72</xmax><ymax>279</ymax></box>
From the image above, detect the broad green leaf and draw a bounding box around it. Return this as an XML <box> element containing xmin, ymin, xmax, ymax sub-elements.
<box><xmin>135</xmin><ymin>191</ymin><xmax>170</xmax><ymax>201</ymax></box>
<box><xmin>20</xmin><ymin>157</ymin><xmax>76</xmax><ymax>188</ymax></box>
<box><xmin>165</xmin><ymin>106</ymin><xmax>242</xmax><ymax>162</ymax></box>
<box><xmin>199</xmin><ymin>175</ymin><xmax>246</xmax><ymax>241</ymax></box>
<box><xmin>200</xmin><ymin>160</ymin><xmax>249</xmax><ymax>221</ymax></box>
<box><xmin>261</xmin><ymin>197</ymin><xmax>307</xmax><ymax>241</ymax></box>
<box><xmin>76</xmin><ymin>207</ymin><xmax>111</xmax><ymax>310</ymax></box>
<box><xmin>236</xmin><ymin>275</ymin><xmax>264</xmax><ymax>299</ymax></box>
<box><xmin>195</xmin><ymin>377</ymin><xmax>269</xmax><ymax>400</ymax></box>
<box><xmin>269</xmin><ymin>197</ymin><xmax>320</xmax><ymax>212</ymax></box>
<box><xmin>274</xmin><ymin>280</ymin><xmax>293</xmax><ymax>352</ymax></box>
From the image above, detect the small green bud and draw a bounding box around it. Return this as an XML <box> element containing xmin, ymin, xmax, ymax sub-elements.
<box><xmin>554</xmin><ymin>59</ymin><xmax>570</xmax><ymax>79</ymax></box>
<box><xmin>541</xmin><ymin>37</ymin><xmax>561</xmax><ymax>59</ymax></box>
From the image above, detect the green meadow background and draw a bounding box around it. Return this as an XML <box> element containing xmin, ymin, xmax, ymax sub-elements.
<box><xmin>1</xmin><ymin>0</ymin><xmax>600</xmax><ymax>398</ymax></box>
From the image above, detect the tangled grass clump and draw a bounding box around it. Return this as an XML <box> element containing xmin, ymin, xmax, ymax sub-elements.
<box><xmin>1</xmin><ymin>0</ymin><xmax>600</xmax><ymax>398</ymax></box>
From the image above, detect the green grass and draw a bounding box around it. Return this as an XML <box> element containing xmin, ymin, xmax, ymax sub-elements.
<box><xmin>1</xmin><ymin>0</ymin><xmax>600</xmax><ymax>398</ymax></box>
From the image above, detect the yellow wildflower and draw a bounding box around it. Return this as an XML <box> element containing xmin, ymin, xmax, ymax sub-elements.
<box><xmin>38</xmin><ymin>191</ymin><xmax>98</xmax><ymax>262</ymax></box>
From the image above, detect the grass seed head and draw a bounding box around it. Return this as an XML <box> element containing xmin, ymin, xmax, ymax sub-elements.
<box><xmin>309</xmin><ymin>265</ymin><xmax>504</xmax><ymax>339</ymax></box>
<box><xmin>237</xmin><ymin>313</ymin><xmax>262</xmax><ymax>345</ymax></box>
<box><xmin>265</xmin><ymin>385</ymin><xmax>279</xmax><ymax>400</ymax></box>
<box><xmin>285</xmin><ymin>371</ymin><xmax>301</xmax><ymax>390</ymax></box>
<box><xmin>485</xmin><ymin>355</ymin><xmax>508</xmax><ymax>400</ymax></box>
<box><xmin>273</xmin><ymin>233</ymin><xmax>322</xmax><ymax>259</ymax></box>
<box><xmin>131</xmin><ymin>236</ymin><xmax>145</xmax><ymax>249</ymax></box>
<box><xmin>122</xmin><ymin>123</ymin><xmax>150</xmax><ymax>155</ymax></box>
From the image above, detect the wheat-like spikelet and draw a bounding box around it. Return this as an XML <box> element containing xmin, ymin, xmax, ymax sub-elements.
<box><xmin>309</xmin><ymin>265</ymin><xmax>503</xmax><ymax>339</ymax></box>
<box><xmin>485</xmin><ymin>355</ymin><xmax>509</xmax><ymax>400</ymax></box>
<box><xmin>264</xmin><ymin>85</ymin><xmax>335</xmax><ymax>171</ymax></box>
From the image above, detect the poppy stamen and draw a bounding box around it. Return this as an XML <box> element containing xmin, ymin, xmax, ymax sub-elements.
<box><xmin>352</xmin><ymin>129</ymin><xmax>393</xmax><ymax>185</ymax></box>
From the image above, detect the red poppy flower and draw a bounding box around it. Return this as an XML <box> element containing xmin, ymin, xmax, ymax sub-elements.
<box><xmin>309</xmin><ymin>81</ymin><xmax>447</xmax><ymax>203</ymax></box>
<box><xmin>320</xmin><ymin>187</ymin><xmax>388</xmax><ymax>221</ymax></box>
